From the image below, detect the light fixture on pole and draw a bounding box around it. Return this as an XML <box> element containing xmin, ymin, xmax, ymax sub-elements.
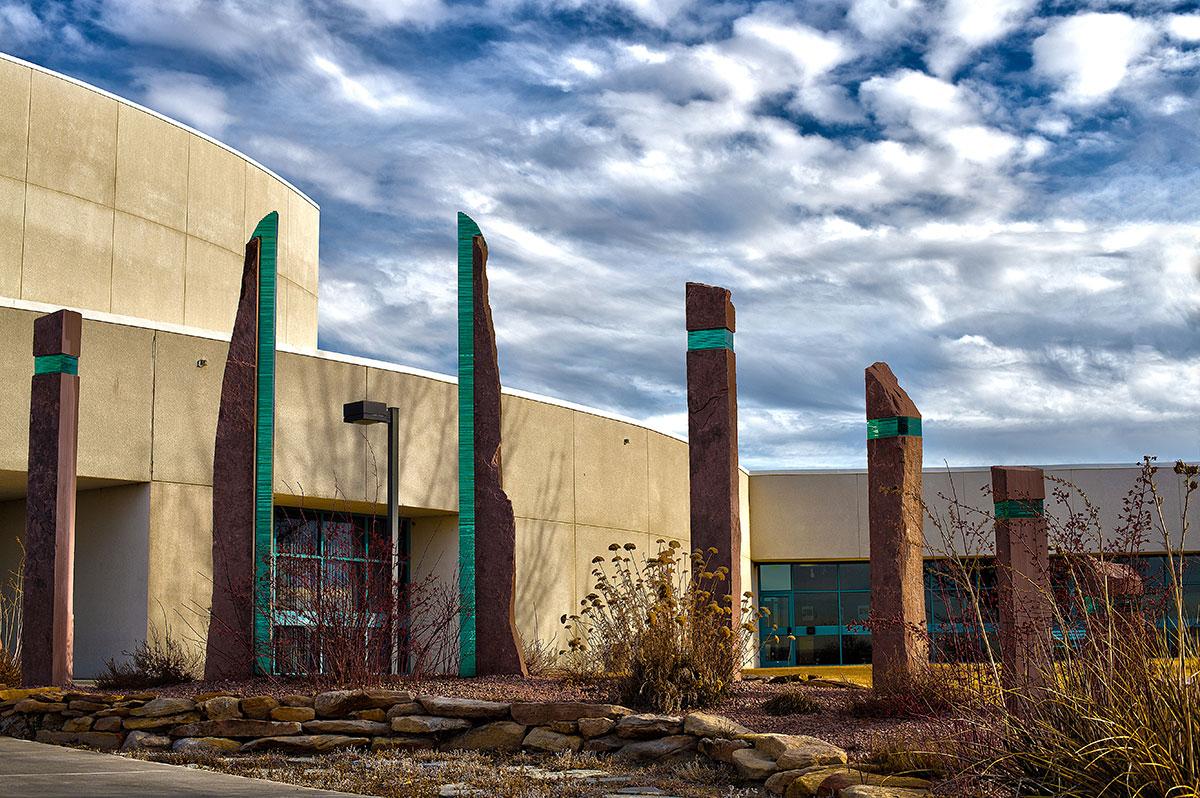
<box><xmin>343</xmin><ymin>399</ymin><xmax>400</xmax><ymax>675</ymax></box>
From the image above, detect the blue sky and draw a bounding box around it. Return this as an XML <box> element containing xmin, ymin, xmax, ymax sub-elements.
<box><xmin>2</xmin><ymin>0</ymin><xmax>1198</xmax><ymax>469</ymax></box>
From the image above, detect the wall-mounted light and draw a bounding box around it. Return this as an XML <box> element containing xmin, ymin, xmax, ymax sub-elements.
<box><xmin>196</xmin><ymin>359</ymin><xmax>208</xmax><ymax>368</ymax></box>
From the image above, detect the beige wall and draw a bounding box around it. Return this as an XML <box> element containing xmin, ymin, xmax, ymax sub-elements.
<box><xmin>0</xmin><ymin>53</ymin><xmax>319</xmax><ymax>350</ymax></box>
<box><xmin>748</xmin><ymin>465</ymin><xmax>1199</xmax><ymax>563</ymax></box>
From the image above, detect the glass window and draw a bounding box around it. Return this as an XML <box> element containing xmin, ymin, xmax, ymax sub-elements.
<box><xmin>759</xmin><ymin>564</ymin><xmax>791</xmax><ymax>591</ymax></box>
<box><xmin>841</xmin><ymin>634</ymin><xmax>871</xmax><ymax>664</ymax></box>
<box><xmin>793</xmin><ymin>592</ymin><xmax>838</xmax><ymax>626</ymax></box>
<box><xmin>839</xmin><ymin>562</ymin><xmax>870</xmax><ymax>591</ymax></box>
<box><xmin>795</xmin><ymin>635</ymin><xmax>840</xmax><ymax>665</ymax></box>
<box><xmin>792</xmin><ymin>563</ymin><xmax>838</xmax><ymax>591</ymax></box>
<box><xmin>841</xmin><ymin>593</ymin><xmax>871</xmax><ymax>628</ymax></box>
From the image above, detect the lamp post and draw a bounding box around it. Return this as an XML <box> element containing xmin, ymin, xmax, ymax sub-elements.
<box><xmin>343</xmin><ymin>399</ymin><xmax>400</xmax><ymax>675</ymax></box>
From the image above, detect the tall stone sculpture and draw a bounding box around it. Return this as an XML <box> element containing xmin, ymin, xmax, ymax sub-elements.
<box><xmin>21</xmin><ymin>309</ymin><xmax>82</xmax><ymax>686</ymax></box>
<box><xmin>992</xmin><ymin>465</ymin><xmax>1051</xmax><ymax>693</ymax></box>
<box><xmin>685</xmin><ymin>282</ymin><xmax>741</xmax><ymax>628</ymax></box>
<box><xmin>457</xmin><ymin>212</ymin><xmax>527</xmax><ymax>677</ymax></box>
<box><xmin>865</xmin><ymin>362</ymin><xmax>927</xmax><ymax>689</ymax></box>
<box><xmin>206</xmin><ymin>212</ymin><xmax>278</xmax><ymax>680</ymax></box>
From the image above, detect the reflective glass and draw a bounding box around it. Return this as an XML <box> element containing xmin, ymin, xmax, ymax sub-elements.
<box><xmin>792</xmin><ymin>563</ymin><xmax>838</xmax><ymax>591</ymax></box>
<box><xmin>759</xmin><ymin>564</ymin><xmax>791</xmax><ymax>591</ymax></box>
<box><xmin>839</xmin><ymin>562</ymin><xmax>870</xmax><ymax>591</ymax></box>
<box><xmin>793</xmin><ymin>592</ymin><xmax>838</xmax><ymax>626</ymax></box>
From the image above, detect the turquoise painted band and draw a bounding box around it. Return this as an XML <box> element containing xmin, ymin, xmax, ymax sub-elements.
<box><xmin>457</xmin><ymin>211</ymin><xmax>479</xmax><ymax>678</ymax></box>
<box><xmin>867</xmin><ymin>416</ymin><xmax>921</xmax><ymax>439</ymax></box>
<box><xmin>994</xmin><ymin>499</ymin><xmax>1044</xmax><ymax>519</ymax></box>
<box><xmin>34</xmin><ymin>354</ymin><xmax>78</xmax><ymax>375</ymax></box>
<box><xmin>687</xmin><ymin>328</ymin><xmax>734</xmax><ymax>351</ymax></box>
<box><xmin>251</xmin><ymin>211</ymin><xmax>278</xmax><ymax>676</ymax></box>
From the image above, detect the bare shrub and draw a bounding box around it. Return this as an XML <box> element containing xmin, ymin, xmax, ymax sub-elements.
<box><xmin>96</xmin><ymin>623</ymin><xmax>199</xmax><ymax>689</ymax></box>
<box><xmin>761</xmin><ymin>689</ymin><xmax>821</xmax><ymax>716</ymax></box>
<box><xmin>0</xmin><ymin>543</ymin><xmax>22</xmax><ymax>686</ymax></box>
<box><xmin>561</xmin><ymin>540</ymin><xmax>763</xmax><ymax>713</ymax></box>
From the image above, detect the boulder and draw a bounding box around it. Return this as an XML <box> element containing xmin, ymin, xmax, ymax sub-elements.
<box><xmin>352</xmin><ymin>709</ymin><xmax>387</xmax><ymax>722</ymax></box>
<box><xmin>817</xmin><ymin>772</ymin><xmax>933</xmax><ymax>793</ymax></box>
<box><xmin>699</xmin><ymin>736</ymin><xmax>751</xmax><ymax>764</ymax></box>
<box><xmin>765</xmin><ymin>770</ymin><xmax>809</xmax><ymax>796</ymax></box>
<box><xmin>122</xmin><ymin>730</ymin><xmax>172</xmax><ymax>750</ymax></box>
<box><xmin>315</xmin><ymin>690</ymin><xmax>374</xmax><ymax>718</ymax></box>
<box><xmin>417</xmin><ymin>696</ymin><xmax>510</xmax><ymax>720</ymax></box>
<box><xmin>684</xmin><ymin>712</ymin><xmax>751</xmax><ymax>739</ymax></box>
<box><xmin>123</xmin><ymin>712</ymin><xmax>201</xmax><ymax>730</ymax></box>
<box><xmin>732</xmin><ymin>747</ymin><xmax>779</xmax><ymax>780</ymax></box>
<box><xmin>444</xmin><ymin>721</ymin><xmax>527</xmax><ymax>752</ymax></box>
<box><xmin>773</xmin><ymin>738</ymin><xmax>848</xmax><ymax>771</ymax></box>
<box><xmin>281</xmin><ymin>694</ymin><xmax>314</xmax><ymax>707</ymax></box>
<box><xmin>372</xmin><ymin>736</ymin><xmax>436</xmax><ymax>752</ymax></box>
<box><xmin>62</xmin><ymin>716</ymin><xmax>93</xmax><ymax>733</ymax></box>
<box><xmin>615</xmin><ymin>713</ymin><xmax>684</xmax><ymax>739</ymax></box>
<box><xmin>303</xmin><ymin>719</ymin><xmax>390</xmax><ymax>735</ymax></box>
<box><xmin>546</xmin><ymin>721</ymin><xmax>578</xmax><ymax>734</ymax></box>
<box><xmin>365</xmin><ymin>689</ymin><xmax>414</xmax><ymax>708</ymax></box>
<box><xmin>784</xmin><ymin>767</ymin><xmax>855</xmax><ymax>797</ymax></box>
<box><xmin>241</xmin><ymin>734</ymin><xmax>370</xmax><ymax>753</ymax></box>
<box><xmin>68</xmin><ymin>700</ymin><xmax>108</xmax><ymax>713</ymax></box>
<box><xmin>240</xmin><ymin>696</ymin><xmax>279</xmax><ymax>720</ymax></box>
<box><xmin>171</xmin><ymin>719</ymin><xmax>302</xmax><ymax>738</ymax></box>
<box><xmin>577</xmin><ymin>717</ymin><xmax>615</xmax><ymax>738</ymax></box>
<box><xmin>386</xmin><ymin>702</ymin><xmax>424</xmax><ymax>718</ymax></box>
<box><xmin>95</xmin><ymin>707</ymin><xmax>131</xmax><ymax>718</ymax></box>
<box><xmin>523</xmin><ymin>727</ymin><xmax>582</xmax><ymax>752</ymax></box>
<box><xmin>204</xmin><ymin>696</ymin><xmax>242</xmax><ymax>720</ymax></box>
<box><xmin>192</xmin><ymin>692</ymin><xmax>238</xmax><ymax>703</ymax></box>
<box><xmin>129</xmin><ymin>697</ymin><xmax>196</xmax><ymax>718</ymax></box>
<box><xmin>509</xmin><ymin>702</ymin><xmax>631</xmax><ymax>726</ymax></box>
<box><xmin>14</xmin><ymin>700</ymin><xmax>67</xmax><ymax>713</ymax></box>
<box><xmin>172</xmin><ymin>737</ymin><xmax>243</xmax><ymax>754</ymax></box>
<box><xmin>35</xmin><ymin>730</ymin><xmax>122</xmax><ymax>750</ymax></box>
<box><xmin>581</xmin><ymin>733</ymin><xmax>624</xmax><ymax>753</ymax></box>
<box><xmin>390</xmin><ymin>715</ymin><xmax>472</xmax><ymax>734</ymax></box>
<box><xmin>93</xmin><ymin>716</ymin><xmax>122</xmax><ymax>733</ymax></box>
<box><xmin>272</xmin><ymin>706</ymin><xmax>316</xmax><ymax>722</ymax></box>
<box><xmin>618</xmin><ymin>734</ymin><xmax>698</xmax><ymax>763</ymax></box>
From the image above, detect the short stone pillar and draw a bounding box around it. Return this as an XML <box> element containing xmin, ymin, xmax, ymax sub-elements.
<box><xmin>992</xmin><ymin>466</ymin><xmax>1052</xmax><ymax>693</ymax></box>
<box><xmin>1077</xmin><ymin>555</ymin><xmax>1144</xmax><ymax>636</ymax></box>
<box><xmin>865</xmin><ymin>362</ymin><xmax>927</xmax><ymax>689</ymax></box>
<box><xmin>685</xmin><ymin>282</ymin><xmax>741</xmax><ymax>630</ymax></box>
<box><xmin>21</xmin><ymin>309</ymin><xmax>83</xmax><ymax>686</ymax></box>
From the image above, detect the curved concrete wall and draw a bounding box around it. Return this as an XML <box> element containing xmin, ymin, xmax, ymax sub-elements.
<box><xmin>0</xmin><ymin>53</ymin><xmax>319</xmax><ymax>350</ymax></box>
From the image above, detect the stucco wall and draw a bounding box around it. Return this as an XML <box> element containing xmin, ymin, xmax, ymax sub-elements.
<box><xmin>0</xmin><ymin>53</ymin><xmax>318</xmax><ymax>350</ymax></box>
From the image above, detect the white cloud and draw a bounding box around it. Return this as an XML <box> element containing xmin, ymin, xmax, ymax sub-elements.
<box><xmin>927</xmin><ymin>0</ymin><xmax>1037</xmax><ymax>77</ymax></box>
<box><xmin>847</xmin><ymin>0</ymin><xmax>924</xmax><ymax>41</ymax></box>
<box><xmin>311</xmin><ymin>55</ymin><xmax>425</xmax><ymax>113</ymax></box>
<box><xmin>1033</xmin><ymin>13</ymin><xmax>1158</xmax><ymax>105</ymax></box>
<box><xmin>134</xmin><ymin>69</ymin><xmax>233</xmax><ymax>134</ymax></box>
<box><xmin>1166</xmin><ymin>14</ymin><xmax>1200</xmax><ymax>42</ymax></box>
<box><xmin>335</xmin><ymin>0</ymin><xmax>446</xmax><ymax>25</ymax></box>
<box><xmin>0</xmin><ymin>3</ymin><xmax>48</xmax><ymax>44</ymax></box>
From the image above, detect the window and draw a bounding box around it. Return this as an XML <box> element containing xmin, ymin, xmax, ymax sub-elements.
<box><xmin>269</xmin><ymin>508</ymin><xmax>407</xmax><ymax>675</ymax></box>
<box><xmin>756</xmin><ymin>561</ymin><xmax>871</xmax><ymax>667</ymax></box>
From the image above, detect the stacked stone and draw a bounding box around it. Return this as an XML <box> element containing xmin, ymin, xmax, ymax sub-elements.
<box><xmin>0</xmin><ymin>687</ymin><xmax>931</xmax><ymax>796</ymax></box>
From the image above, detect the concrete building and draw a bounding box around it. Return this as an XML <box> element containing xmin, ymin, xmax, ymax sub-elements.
<box><xmin>0</xmin><ymin>54</ymin><xmax>1194</xmax><ymax>676</ymax></box>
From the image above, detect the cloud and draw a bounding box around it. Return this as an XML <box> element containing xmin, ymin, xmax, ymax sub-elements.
<box><xmin>1033</xmin><ymin>12</ymin><xmax>1158</xmax><ymax>105</ymax></box>
<box><xmin>0</xmin><ymin>3</ymin><xmax>48</xmax><ymax>45</ymax></box>
<box><xmin>133</xmin><ymin>69</ymin><xmax>233</xmax><ymax>134</ymax></box>
<box><xmin>335</xmin><ymin>0</ymin><xmax>447</xmax><ymax>26</ymax></box>
<box><xmin>926</xmin><ymin>0</ymin><xmax>1037</xmax><ymax>77</ymax></box>
<box><xmin>1167</xmin><ymin>14</ymin><xmax>1200</xmax><ymax>42</ymax></box>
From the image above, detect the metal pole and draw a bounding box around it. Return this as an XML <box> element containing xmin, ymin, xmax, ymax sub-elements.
<box><xmin>388</xmin><ymin>406</ymin><xmax>400</xmax><ymax>675</ymax></box>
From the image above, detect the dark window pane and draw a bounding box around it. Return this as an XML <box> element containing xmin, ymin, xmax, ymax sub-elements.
<box><xmin>276</xmin><ymin>556</ymin><xmax>318</xmax><ymax>613</ymax></box>
<box><xmin>761</xmin><ymin>595</ymin><xmax>791</xmax><ymax>633</ymax></box>
<box><xmin>759</xmin><ymin>564</ymin><xmax>791</xmax><ymax>591</ymax></box>
<box><xmin>323</xmin><ymin>517</ymin><xmax>366</xmax><ymax>559</ymax></box>
<box><xmin>322</xmin><ymin>560</ymin><xmax>366</xmax><ymax>612</ymax></box>
<box><xmin>274</xmin><ymin>625</ymin><xmax>317</xmax><ymax>675</ymax></box>
<box><xmin>796</xmin><ymin>635</ymin><xmax>840</xmax><ymax>665</ymax></box>
<box><xmin>276</xmin><ymin>515</ymin><xmax>318</xmax><ymax>555</ymax></box>
<box><xmin>368</xmin><ymin>559</ymin><xmax>392</xmax><ymax>614</ymax></box>
<box><xmin>839</xmin><ymin>562</ymin><xmax>870</xmax><ymax>591</ymax></box>
<box><xmin>841</xmin><ymin>634</ymin><xmax>871</xmax><ymax>664</ymax></box>
<box><xmin>792</xmin><ymin>563</ymin><xmax>838</xmax><ymax>591</ymax></box>
<box><xmin>793</xmin><ymin>592</ymin><xmax>838</xmax><ymax>626</ymax></box>
<box><xmin>841</xmin><ymin>592</ymin><xmax>871</xmax><ymax>629</ymax></box>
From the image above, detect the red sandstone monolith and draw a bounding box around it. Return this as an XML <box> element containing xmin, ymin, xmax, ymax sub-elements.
<box><xmin>685</xmin><ymin>283</ymin><xmax>741</xmax><ymax>636</ymax></box>
<box><xmin>992</xmin><ymin>465</ymin><xmax>1052</xmax><ymax>694</ymax></box>
<box><xmin>865</xmin><ymin>362</ymin><xmax>927</xmax><ymax>689</ymax></box>
<box><xmin>206</xmin><ymin>237</ymin><xmax>261</xmax><ymax>680</ymax></box>
<box><xmin>471</xmin><ymin>233</ymin><xmax>527</xmax><ymax>677</ymax></box>
<box><xmin>22</xmin><ymin>309</ymin><xmax>82</xmax><ymax>686</ymax></box>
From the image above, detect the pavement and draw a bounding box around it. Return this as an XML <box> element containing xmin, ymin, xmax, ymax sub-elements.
<box><xmin>0</xmin><ymin>737</ymin><xmax>371</xmax><ymax>797</ymax></box>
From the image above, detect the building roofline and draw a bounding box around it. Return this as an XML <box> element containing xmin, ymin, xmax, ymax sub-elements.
<box><xmin>0</xmin><ymin>51</ymin><xmax>319</xmax><ymax>211</ymax></box>
<box><xmin>749</xmin><ymin>462</ymin><xmax>1154</xmax><ymax>477</ymax></box>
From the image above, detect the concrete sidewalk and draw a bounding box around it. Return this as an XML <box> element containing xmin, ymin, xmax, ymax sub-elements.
<box><xmin>0</xmin><ymin>737</ymin><xmax>372</xmax><ymax>797</ymax></box>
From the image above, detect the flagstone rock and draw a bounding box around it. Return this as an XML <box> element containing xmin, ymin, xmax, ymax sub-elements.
<box><xmin>304</xmin><ymin>719</ymin><xmax>390</xmax><ymax>735</ymax></box>
<box><xmin>445</xmin><ymin>721</ymin><xmax>527</xmax><ymax>752</ymax></box>
<box><xmin>130</xmin><ymin>697</ymin><xmax>196</xmax><ymax>717</ymax></box>
<box><xmin>352</xmin><ymin>709</ymin><xmax>387</xmax><ymax>722</ymax></box>
<box><xmin>365</xmin><ymin>689</ymin><xmax>414</xmax><ymax>708</ymax></box>
<box><xmin>732</xmin><ymin>747</ymin><xmax>778</xmax><ymax>779</ymax></box>
<box><xmin>523</xmin><ymin>727</ymin><xmax>582</xmax><ymax>752</ymax></box>
<box><xmin>240</xmin><ymin>696</ymin><xmax>278</xmax><ymax>719</ymax></box>
<box><xmin>173</xmin><ymin>737</ymin><xmax>243</xmax><ymax>753</ymax></box>
<box><xmin>698</xmin><ymin>736</ymin><xmax>751</xmax><ymax>764</ymax></box>
<box><xmin>510</xmin><ymin>702</ymin><xmax>630</xmax><ymax>725</ymax></box>
<box><xmin>616</xmin><ymin>714</ymin><xmax>683</xmax><ymax>739</ymax></box>
<box><xmin>124</xmin><ymin>712</ymin><xmax>200</xmax><ymax>730</ymax></box>
<box><xmin>93</xmin><ymin>716</ymin><xmax>122</xmax><ymax>733</ymax></box>
<box><xmin>618</xmin><ymin>735</ymin><xmax>698</xmax><ymax>763</ymax></box>
<box><xmin>14</xmin><ymin>699</ymin><xmax>66</xmax><ymax>713</ymax></box>
<box><xmin>315</xmin><ymin>690</ymin><xmax>374</xmax><ymax>718</ymax></box>
<box><xmin>764</xmin><ymin>769</ymin><xmax>808</xmax><ymax>796</ymax></box>
<box><xmin>68</xmin><ymin>700</ymin><xmax>107</xmax><ymax>713</ymax></box>
<box><xmin>372</xmin><ymin>736</ymin><xmax>435</xmax><ymax>752</ymax></box>
<box><xmin>838</xmin><ymin>787</ymin><xmax>931</xmax><ymax>798</ymax></box>
<box><xmin>35</xmin><ymin>730</ymin><xmax>122</xmax><ymax>750</ymax></box>
<box><xmin>748</xmin><ymin>733</ymin><xmax>847</xmax><ymax>769</ymax></box>
<box><xmin>271</xmin><ymin>706</ymin><xmax>315</xmax><ymax>722</ymax></box>
<box><xmin>578</xmin><ymin>717</ymin><xmax>616</xmax><ymax>738</ymax></box>
<box><xmin>171</xmin><ymin>719</ymin><xmax>302</xmax><ymax>738</ymax></box>
<box><xmin>783</xmin><ymin>767</ymin><xmax>855</xmax><ymax>797</ymax></box>
<box><xmin>418</xmin><ymin>696</ymin><xmax>511</xmax><ymax>719</ymax></box>
<box><xmin>682</xmin><ymin>712</ymin><xmax>750</xmax><ymax>739</ymax></box>
<box><xmin>391</xmin><ymin>715</ymin><xmax>472</xmax><ymax>734</ymax></box>
<box><xmin>817</xmin><ymin>772</ymin><xmax>933</xmax><ymax>793</ymax></box>
<box><xmin>122</xmin><ymin>730</ymin><xmax>171</xmax><ymax>750</ymax></box>
<box><xmin>203</xmin><ymin>696</ymin><xmax>242</xmax><ymax>720</ymax></box>
<box><xmin>281</xmin><ymin>694</ymin><xmax>314</xmax><ymax>707</ymax></box>
<box><xmin>582</xmin><ymin>734</ymin><xmax>625</xmax><ymax>753</ymax></box>
<box><xmin>241</xmin><ymin>734</ymin><xmax>370</xmax><ymax>753</ymax></box>
<box><xmin>61</xmin><ymin>716</ymin><xmax>92</xmax><ymax>732</ymax></box>
<box><xmin>387</xmin><ymin>702</ymin><xmax>424</xmax><ymax>718</ymax></box>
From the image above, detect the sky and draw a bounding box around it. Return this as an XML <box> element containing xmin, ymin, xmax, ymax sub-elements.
<box><xmin>1</xmin><ymin>0</ymin><xmax>1198</xmax><ymax>470</ymax></box>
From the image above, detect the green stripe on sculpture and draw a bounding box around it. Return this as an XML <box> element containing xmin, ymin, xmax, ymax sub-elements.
<box><xmin>866</xmin><ymin>416</ymin><xmax>922</xmax><ymax>439</ymax></box>
<box><xmin>252</xmin><ymin>211</ymin><xmax>278</xmax><ymax>675</ymax></box>
<box><xmin>687</xmin><ymin>328</ymin><xmax>734</xmax><ymax>351</ymax></box>
<box><xmin>994</xmin><ymin>499</ymin><xmax>1044</xmax><ymax>519</ymax></box>
<box><xmin>34</xmin><ymin>354</ymin><xmax>78</xmax><ymax>375</ymax></box>
<box><xmin>457</xmin><ymin>211</ymin><xmax>479</xmax><ymax>677</ymax></box>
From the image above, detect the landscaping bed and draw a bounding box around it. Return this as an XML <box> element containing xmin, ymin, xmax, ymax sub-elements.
<box><xmin>0</xmin><ymin>683</ymin><xmax>938</xmax><ymax>797</ymax></box>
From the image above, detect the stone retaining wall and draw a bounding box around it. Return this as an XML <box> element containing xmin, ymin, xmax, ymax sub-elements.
<box><xmin>0</xmin><ymin>687</ymin><xmax>931</xmax><ymax>798</ymax></box>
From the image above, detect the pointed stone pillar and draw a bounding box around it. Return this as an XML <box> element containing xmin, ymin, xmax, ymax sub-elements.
<box><xmin>865</xmin><ymin>362</ymin><xmax>927</xmax><ymax>689</ymax></box>
<box><xmin>992</xmin><ymin>465</ymin><xmax>1052</xmax><ymax>693</ymax></box>
<box><xmin>685</xmin><ymin>282</ymin><xmax>741</xmax><ymax>631</ymax></box>
<box><xmin>458</xmin><ymin>212</ymin><xmax>526</xmax><ymax>677</ymax></box>
<box><xmin>22</xmin><ymin>309</ymin><xmax>82</xmax><ymax>686</ymax></box>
